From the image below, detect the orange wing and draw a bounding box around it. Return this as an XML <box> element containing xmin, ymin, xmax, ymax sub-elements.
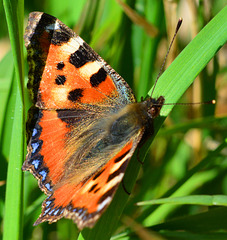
<box><xmin>23</xmin><ymin>12</ymin><xmax>147</xmax><ymax>230</ymax></box>
<box><xmin>24</xmin><ymin>12</ymin><xmax>136</xmax><ymax>110</ymax></box>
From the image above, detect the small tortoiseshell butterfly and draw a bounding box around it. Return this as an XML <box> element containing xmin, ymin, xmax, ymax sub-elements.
<box><xmin>22</xmin><ymin>12</ymin><xmax>165</xmax><ymax>230</ymax></box>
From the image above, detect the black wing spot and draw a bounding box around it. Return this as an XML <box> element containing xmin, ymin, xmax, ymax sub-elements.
<box><xmin>68</xmin><ymin>89</ymin><xmax>83</xmax><ymax>102</ymax></box>
<box><xmin>90</xmin><ymin>68</ymin><xmax>107</xmax><ymax>87</ymax></box>
<box><xmin>94</xmin><ymin>188</ymin><xmax>100</xmax><ymax>193</ymax></box>
<box><xmin>57</xmin><ymin>61</ymin><xmax>65</xmax><ymax>70</ymax></box>
<box><xmin>51</xmin><ymin>25</ymin><xmax>73</xmax><ymax>45</ymax></box>
<box><xmin>114</xmin><ymin>149</ymin><xmax>131</xmax><ymax>163</ymax></box>
<box><xmin>93</xmin><ymin>168</ymin><xmax>105</xmax><ymax>180</ymax></box>
<box><xmin>69</xmin><ymin>44</ymin><xmax>96</xmax><ymax>68</ymax></box>
<box><xmin>107</xmin><ymin>160</ymin><xmax>128</xmax><ymax>183</ymax></box>
<box><xmin>55</xmin><ymin>75</ymin><xmax>66</xmax><ymax>85</ymax></box>
<box><xmin>89</xmin><ymin>184</ymin><xmax>98</xmax><ymax>192</ymax></box>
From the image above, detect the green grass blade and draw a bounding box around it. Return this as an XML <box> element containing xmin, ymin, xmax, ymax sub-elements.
<box><xmin>141</xmin><ymin>139</ymin><xmax>227</xmax><ymax>226</ymax></box>
<box><xmin>0</xmin><ymin>51</ymin><xmax>14</xmax><ymax>135</ymax></box>
<box><xmin>143</xmin><ymin>169</ymin><xmax>219</xmax><ymax>226</ymax></box>
<box><xmin>136</xmin><ymin>0</ymin><xmax>164</xmax><ymax>98</ymax></box>
<box><xmin>3</xmin><ymin>85</ymin><xmax>24</xmax><ymax>240</ymax></box>
<box><xmin>137</xmin><ymin>195</ymin><xmax>227</xmax><ymax>206</ymax></box>
<box><xmin>2</xmin><ymin>0</ymin><xmax>25</xmax><ymax>239</ymax></box>
<box><xmin>3</xmin><ymin>0</ymin><xmax>24</xmax><ymax>89</ymax></box>
<box><xmin>151</xmin><ymin>207</ymin><xmax>227</xmax><ymax>232</ymax></box>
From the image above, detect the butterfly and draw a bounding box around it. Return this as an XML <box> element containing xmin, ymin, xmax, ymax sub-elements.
<box><xmin>22</xmin><ymin>12</ymin><xmax>165</xmax><ymax>230</ymax></box>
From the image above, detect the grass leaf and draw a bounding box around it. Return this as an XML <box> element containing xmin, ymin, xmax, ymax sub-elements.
<box><xmin>137</xmin><ymin>194</ymin><xmax>227</xmax><ymax>206</ymax></box>
<box><xmin>2</xmin><ymin>0</ymin><xmax>25</xmax><ymax>239</ymax></box>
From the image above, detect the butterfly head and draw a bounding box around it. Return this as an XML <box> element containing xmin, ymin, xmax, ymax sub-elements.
<box><xmin>145</xmin><ymin>96</ymin><xmax>165</xmax><ymax>119</ymax></box>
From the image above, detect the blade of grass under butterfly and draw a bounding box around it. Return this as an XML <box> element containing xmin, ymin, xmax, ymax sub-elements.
<box><xmin>2</xmin><ymin>0</ymin><xmax>25</xmax><ymax>239</ymax></box>
<box><xmin>79</xmin><ymin>5</ymin><xmax>227</xmax><ymax>240</ymax></box>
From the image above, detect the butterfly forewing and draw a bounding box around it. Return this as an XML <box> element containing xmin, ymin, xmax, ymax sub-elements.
<box><xmin>24</xmin><ymin>12</ymin><xmax>136</xmax><ymax>109</ymax></box>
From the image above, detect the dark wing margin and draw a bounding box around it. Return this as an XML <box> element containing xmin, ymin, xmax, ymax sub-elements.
<box><xmin>24</xmin><ymin>12</ymin><xmax>74</xmax><ymax>104</ymax></box>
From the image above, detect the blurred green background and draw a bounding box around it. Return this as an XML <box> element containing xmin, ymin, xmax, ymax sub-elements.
<box><xmin>0</xmin><ymin>0</ymin><xmax>227</xmax><ymax>239</ymax></box>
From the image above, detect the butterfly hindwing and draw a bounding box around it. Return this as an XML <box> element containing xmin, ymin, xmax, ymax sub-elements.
<box><xmin>23</xmin><ymin>103</ymin><xmax>146</xmax><ymax>229</ymax></box>
<box><xmin>33</xmin><ymin>138</ymin><xmax>140</xmax><ymax>230</ymax></box>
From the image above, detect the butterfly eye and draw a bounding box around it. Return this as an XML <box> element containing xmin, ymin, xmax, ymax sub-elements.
<box><xmin>148</xmin><ymin>107</ymin><xmax>156</xmax><ymax>118</ymax></box>
<box><xmin>147</xmin><ymin>105</ymin><xmax>162</xmax><ymax>119</ymax></box>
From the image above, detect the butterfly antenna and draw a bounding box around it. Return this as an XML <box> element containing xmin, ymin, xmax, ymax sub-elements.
<box><xmin>162</xmin><ymin>99</ymin><xmax>216</xmax><ymax>106</ymax></box>
<box><xmin>150</xmin><ymin>18</ymin><xmax>183</xmax><ymax>97</ymax></box>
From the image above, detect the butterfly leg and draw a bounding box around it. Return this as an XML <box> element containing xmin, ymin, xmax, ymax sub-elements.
<box><xmin>122</xmin><ymin>180</ymin><xmax>131</xmax><ymax>195</ymax></box>
<box><xmin>136</xmin><ymin>149</ymin><xmax>144</xmax><ymax>165</ymax></box>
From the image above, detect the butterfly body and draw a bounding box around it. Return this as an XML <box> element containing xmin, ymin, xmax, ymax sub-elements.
<box><xmin>22</xmin><ymin>12</ymin><xmax>164</xmax><ymax>230</ymax></box>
